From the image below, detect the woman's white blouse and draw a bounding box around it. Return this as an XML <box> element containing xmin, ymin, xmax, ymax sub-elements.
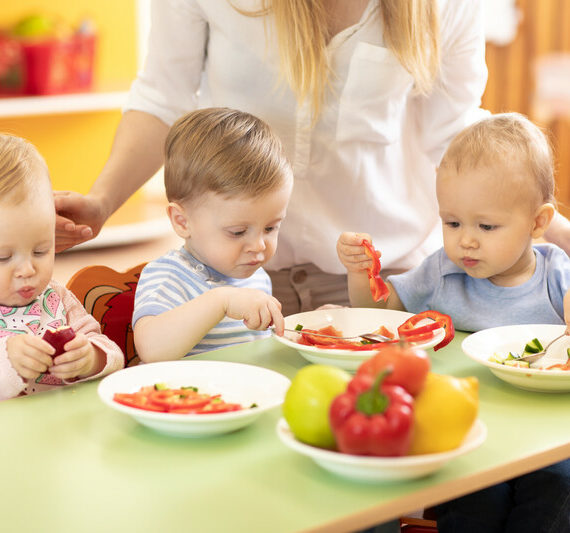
<box><xmin>127</xmin><ymin>0</ymin><xmax>488</xmax><ymax>274</ymax></box>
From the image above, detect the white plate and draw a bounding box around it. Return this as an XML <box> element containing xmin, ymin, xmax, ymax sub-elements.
<box><xmin>273</xmin><ymin>308</ymin><xmax>445</xmax><ymax>372</ymax></box>
<box><xmin>462</xmin><ymin>324</ymin><xmax>570</xmax><ymax>392</ymax></box>
<box><xmin>98</xmin><ymin>360</ymin><xmax>290</xmax><ymax>437</ymax></box>
<box><xmin>276</xmin><ymin>418</ymin><xmax>486</xmax><ymax>482</ymax></box>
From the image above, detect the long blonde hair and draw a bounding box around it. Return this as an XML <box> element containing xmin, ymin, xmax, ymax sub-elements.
<box><xmin>236</xmin><ymin>0</ymin><xmax>440</xmax><ymax>119</ymax></box>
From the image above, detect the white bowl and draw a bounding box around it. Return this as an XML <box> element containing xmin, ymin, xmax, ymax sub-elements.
<box><xmin>276</xmin><ymin>418</ymin><xmax>486</xmax><ymax>482</ymax></box>
<box><xmin>273</xmin><ymin>308</ymin><xmax>445</xmax><ymax>372</ymax></box>
<box><xmin>462</xmin><ymin>324</ymin><xmax>570</xmax><ymax>392</ymax></box>
<box><xmin>98</xmin><ymin>360</ymin><xmax>290</xmax><ymax>437</ymax></box>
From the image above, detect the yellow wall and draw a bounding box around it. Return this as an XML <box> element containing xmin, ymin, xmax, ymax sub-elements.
<box><xmin>0</xmin><ymin>0</ymin><xmax>138</xmax><ymax>192</ymax></box>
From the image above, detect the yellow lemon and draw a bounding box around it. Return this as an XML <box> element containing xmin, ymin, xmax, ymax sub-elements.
<box><xmin>409</xmin><ymin>372</ymin><xmax>478</xmax><ymax>455</ymax></box>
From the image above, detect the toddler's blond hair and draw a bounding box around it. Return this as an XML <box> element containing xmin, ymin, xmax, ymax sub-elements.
<box><xmin>439</xmin><ymin>112</ymin><xmax>555</xmax><ymax>205</ymax></box>
<box><xmin>164</xmin><ymin>107</ymin><xmax>292</xmax><ymax>204</ymax></box>
<box><xmin>0</xmin><ymin>133</ymin><xmax>50</xmax><ymax>204</ymax></box>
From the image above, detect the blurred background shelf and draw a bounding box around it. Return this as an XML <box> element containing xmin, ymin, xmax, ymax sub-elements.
<box><xmin>0</xmin><ymin>89</ymin><xmax>129</xmax><ymax>117</ymax></box>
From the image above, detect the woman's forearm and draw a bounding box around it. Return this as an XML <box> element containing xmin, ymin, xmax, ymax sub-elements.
<box><xmin>89</xmin><ymin>110</ymin><xmax>170</xmax><ymax>219</ymax></box>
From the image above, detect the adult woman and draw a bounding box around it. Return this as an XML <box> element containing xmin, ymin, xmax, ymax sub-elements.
<box><xmin>55</xmin><ymin>0</ymin><xmax>491</xmax><ymax>316</ymax></box>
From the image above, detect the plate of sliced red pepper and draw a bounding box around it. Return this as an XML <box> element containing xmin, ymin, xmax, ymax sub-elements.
<box><xmin>98</xmin><ymin>361</ymin><xmax>291</xmax><ymax>437</ymax></box>
<box><xmin>277</xmin><ymin>417</ymin><xmax>486</xmax><ymax>482</ymax></box>
<box><xmin>273</xmin><ymin>308</ymin><xmax>454</xmax><ymax>372</ymax></box>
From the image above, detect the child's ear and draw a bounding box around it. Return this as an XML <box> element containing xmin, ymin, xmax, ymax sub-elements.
<box><xmin>531</xmin><ymin>202</ymin><xmax>556</xmax><ymax>239</ymax></box>
<box><xmin>167</xmin><ymin>202</ymin><xmax>191</xmax><ymax>239</ymax></box>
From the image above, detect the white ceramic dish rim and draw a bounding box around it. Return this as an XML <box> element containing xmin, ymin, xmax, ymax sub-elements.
<box><xmin>276</xmin><ymin>418</ymin><xmax>487</xmax><ymax>468</ymax></box>
<box><xmin>274</xmin><ymin>308</ymin><xmax>446</xmax><ymax>357</ymax></box>
<box><xmin>462</xmin><ymin>324</ymin><xmax>570</xmax><ymax>377</ymax></box>
<box><xmin>98</xmin><ymin>360</ymin><xmax>291</xmax><ymax>423</ymax></box>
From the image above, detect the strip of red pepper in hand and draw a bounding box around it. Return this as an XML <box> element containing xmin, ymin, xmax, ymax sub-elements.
<box><xmin>362</xmin><ymin>239</ymin><xmax>390</xmax><ymax>302</ymax></box>
<box><xmin>397</xmin><ymin>310</ymin><xmax>455</xmax><ymax>351</ymax></box>
<box><xmin>329</xmin><ymin>369</ymin><xmax>414</xmax><ymax>456</ymax></box>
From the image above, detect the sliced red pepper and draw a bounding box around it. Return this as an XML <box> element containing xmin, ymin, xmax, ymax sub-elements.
<box><xmin>148</xmin><ymin>389</ymin><xmax>213</xmax><ymax>410</ymax></box>
<box><xmin>397</xmin><ymin>310</ymin><xmax>455</xmax><ymax>351</ymax></box>
<box><xmin>319</xmin><ymin>341</ymin><xmax>398</xmax><ymax>351</ymax></box>
<box><xmin>193</xmin><ymin>401</ymin><xmax>244</xmax><ymax>414</ymax></box>
<box><xmin>113</xmin><ymin>392</ymin><xmax>167</xmax><ymax>412</ymax></box>
<box><xmin>362</xmin><ymin>240</ymin><xmax>390</xmax><ymax>302</ymax></box>
<box><xmin>112</xmin><ymin>385</ymin><xmax>246</xmax><ymax>414</ymax></box>
<box><xmin>375</xmin><ymin>325</ymin><xmax>395</xmax><ymax>340</ymax></box>
<box><xmin>400</xmin><ymin>330</ymin><xmax>435</xmax><ymax>344</ymax></box>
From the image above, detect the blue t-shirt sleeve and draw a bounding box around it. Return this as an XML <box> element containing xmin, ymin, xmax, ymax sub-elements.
<box><xmin>387</xmin><ymin>250</ymin><xmax>444</xmax><ymax>313</ymax></box>
<box><xmin>539</xmin><ymin>244</ymin><xmax>570</xmax><ymax>318</ymax></box>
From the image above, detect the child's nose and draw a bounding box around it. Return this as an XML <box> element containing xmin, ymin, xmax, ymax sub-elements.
<box><xmin>460</xmin><ymin>230</ymin><xmax>478</xmax><ymax>248</ymax></box>
<box><xmin>248</xmin><ymin>234</ymin><xmax>267</xmax><ymax>253</ymax></box>
<box><xmin>15</xmin><ymin>259</ymin><xmax>36</xmax><ymax>278</ymax></box>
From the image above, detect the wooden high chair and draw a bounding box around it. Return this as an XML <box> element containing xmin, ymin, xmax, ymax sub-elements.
<box><xmin>66</xmin><ymin>263</ymin><xmax>147</xmax><ymax>368</ymax></box>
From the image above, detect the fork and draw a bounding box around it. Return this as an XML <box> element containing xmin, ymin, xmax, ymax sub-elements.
<box><xmin>518</xmin><ymin>333</ymin><xmax>566</xmax><ymax>364</ymax></box>
<box><xmin>281</xmin><ymin>328</ymin><xmax>391</xmax><ymax>343</ymax></box>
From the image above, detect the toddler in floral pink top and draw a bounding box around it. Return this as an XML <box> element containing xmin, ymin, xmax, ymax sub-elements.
<box><xmin>0</xmin><ymin>134</ymin><xmax>124</xmax><ymax>400</ymax></box>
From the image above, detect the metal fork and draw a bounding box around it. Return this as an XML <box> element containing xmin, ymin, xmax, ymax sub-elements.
<box><xmin>281</xmin><ymin>328</ymin><xmax>391</xmax><ymax>343</ymax></box>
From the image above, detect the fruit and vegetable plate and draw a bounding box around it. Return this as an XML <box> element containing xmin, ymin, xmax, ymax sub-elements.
<box><xmin>278</xmin><ymin>344</ymin><xmax>486</xmax><ymax>482</ymax></box>
<box><xmin>462</xmin><ymin>324</ymin><xmax>570</xmax><ymax>392</ymax></box>
<box><xmin>97</xmin><ymin>360</ymin><xmax>290</xmax><ymax>437</ymax></box>
<box><xmin>273</xmin><ymin>307</ymin><xmax>453</xmax><ymax>371</ymax></box>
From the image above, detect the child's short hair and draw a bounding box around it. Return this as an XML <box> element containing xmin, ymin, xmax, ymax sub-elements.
<box><xmin>164</xmin><ymin>107</ymin><xmax>292</xmax><ymax>203</ymax></box>
<box><xmin>439</xmin><ymin>112</ymin><xmax>555</xmax><ymax>204</ymax></box>
<box><xmin>0</xmin><ymin>133</ymin><xmax>49</xmax><ymax>204</ymax></box>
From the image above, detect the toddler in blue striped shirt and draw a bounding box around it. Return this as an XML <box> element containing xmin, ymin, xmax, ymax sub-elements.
<box><xmin>133</xmin><ymin>108</ymin><xmax>293</xmax><ymax>361</ymax></box>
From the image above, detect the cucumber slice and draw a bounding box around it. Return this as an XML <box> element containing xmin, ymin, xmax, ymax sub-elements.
<box><xmin>523</xmin><ymin>338</ymin><xmax>543</xmax><ymax>354</ymax></box>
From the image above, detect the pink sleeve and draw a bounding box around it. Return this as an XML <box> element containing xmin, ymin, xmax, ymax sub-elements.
<box><xmin>52</xmin><ymin>281</ymin><xmax>126</xmax><ymax>379</ymax></box>
<box><xmin>0</xmin><ymin>337</ymin><xmax>26</xmax><ymax>400</ymax></box>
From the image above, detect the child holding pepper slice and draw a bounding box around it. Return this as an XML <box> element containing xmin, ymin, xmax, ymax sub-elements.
<box><xmin>339</xmin><ymin>113</ymin><xmax>570</xmax><ymax>533</ymax></box>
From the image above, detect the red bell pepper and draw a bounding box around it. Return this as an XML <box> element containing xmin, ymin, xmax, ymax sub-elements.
<box><xmin>362</xmin><ymin>240</ymin><xmax>390</xmax><ymax>302</ymax></box>
<box><xmin>356</xmin><ymin>344</ymin><xmax>430</xmax><ymax>396</ymax></box>
<box><xmin>329</xmin><ymin>370</ymin><xmax>414</xmax><ymax>456</ymax></box>
<box><xmin>398</xmin><ymin>310</ymin><xmax>455</xmax><ymax>351</ymax></box>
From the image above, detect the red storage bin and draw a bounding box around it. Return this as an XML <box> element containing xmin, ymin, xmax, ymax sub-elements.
<box><xmin>0</xmin><ymin>32</ymin><xmax>96</xmax><ymax>96</ymax></box>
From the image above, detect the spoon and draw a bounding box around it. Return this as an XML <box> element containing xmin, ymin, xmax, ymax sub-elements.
<box><xmin>518</xmin><ymin>333</ymin><xmax>566</xmax><ymax>364</ymax></box>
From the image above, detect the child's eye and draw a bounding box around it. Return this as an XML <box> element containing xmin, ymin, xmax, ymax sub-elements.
<box><xmin>479</xmin><ymin>224</ymin><xmax>497</xmax><ymax>231</ymax></box>
<box><xmin>0</xmin><ymin>256</ymin><xmax>11</xmax><ymax>262</ymax></box>
<box><xmin>228</xmin><ymin>230</ymin><xmax>246</xmax><ymax>237</ymax></box>
<box><xmin>34</xmin><ymin>250</ymin><xmax>49</xmax><ymax>257</ymax></box>
<box><xmin>445</xmin><ymin>221</ymin><xmax>460</xmax><ymax>229</ymax></box>
<box><xmin>264</xmin><ymin>226</ymin><xmax>276</xmax><ymax>233</ymax></box>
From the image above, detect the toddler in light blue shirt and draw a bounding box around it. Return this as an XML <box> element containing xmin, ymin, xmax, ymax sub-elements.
<box><xmin>337</xmin><ymin>112</ymin><xmax>570</xmax><ymax>533</ymax></box>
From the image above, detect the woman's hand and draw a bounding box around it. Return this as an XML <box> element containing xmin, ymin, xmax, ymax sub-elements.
<box><xmin>54</xmin><ymin>191</ymin><xmax>107</xmax><ymax>252</ymax></box>
<box><xmin>336</xmin><ymin>231</ymin><xmax>376</xmax><ymax>273</ymax></box>
<box><xmin>6</xmin><ymin>334</ymin><xmax>54</xmax><ymax>380</ymax></box>
<box><xmin>50</xmin><ymin>333</ymin><xmax>105</xmax><ymax>380</ymax></box>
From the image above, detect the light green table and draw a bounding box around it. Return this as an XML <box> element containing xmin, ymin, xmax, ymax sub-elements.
<box><xmin>1</xmin><ymin>333</ymin><xmax>569</xmax><ymax>533</ymax></box>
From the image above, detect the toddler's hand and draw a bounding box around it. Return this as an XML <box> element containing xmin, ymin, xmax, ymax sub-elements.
<box><xmin>50</xmin><ymin>333</ymin><xmax>104</xmax><ymax>380</ymax></box>
<box><xmin>6</xmin><ymin>334</ymin><xmax>54</xmax><ymax>380</ymax></box>
<box><xmin>225</xmin><ymin>289</ymin><xmax>284</xmax><ymax>335</ymax></box>
<box><xmin>337</xmin><ymin>232</ymin><xmax>378</xmax><ymax>273</ymax></box>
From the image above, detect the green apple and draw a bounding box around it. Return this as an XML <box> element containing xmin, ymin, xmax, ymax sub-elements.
<box><xmin>282</xmin><ymin>364</ymin><xmax>350</xmax><ymax>449</ymax></box>
<box><xmin>13</xmin><ymin>15</ymin><xmax>56</xmax><ymax>38</ymax></box>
